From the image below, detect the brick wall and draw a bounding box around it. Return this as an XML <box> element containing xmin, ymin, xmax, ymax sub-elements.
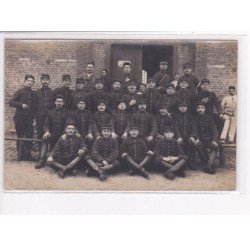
<box><xmin>4</xmin><ymin>39</ymin><xmax>238</xmax><ymax>133</ymax></box>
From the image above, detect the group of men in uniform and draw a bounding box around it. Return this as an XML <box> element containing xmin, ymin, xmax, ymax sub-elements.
<box><xmin>9</xmin><ymin>60</ymin><xmax>237</xmax><ymax>181</ymax></box>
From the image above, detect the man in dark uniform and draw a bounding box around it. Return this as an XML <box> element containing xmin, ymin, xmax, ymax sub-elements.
<box><xmin>153</xmin><ymin>60</ymin><xmax>171</xmax><ymax>93</ymax></box>
<box><xmin>143</xmin><ymin>78</ymin><xmax>160</xmax><ymax>115</ymax></box>
<box><xmin>178</xmin><ymin>63</ymin><xmax>200</xmax><ymax>94</ymax></box>
<box><xmin>54</xmin><ymin>75</ymin><xmax>72</xmax><ymax>109</ymax></box>
<box><xmin>155</xmin><ymin>83</ymin><xmax>180</xmax><ymax>115</ymax></box>
<box><xmin>47</xmin><ymin>121</ymin><xmax>88</xmax><ymax>178</ymax></box>
<box><xmin>154</xmin><ymin>127</ymin><xmax>187</xmax><ymax>180</ymax></box>
<box><xmin>121</xmin><ymin>82</ymin><xmax>141</xmax><ymax>113</ymax></box>
<box><xmin>35</xmin><ymin>74</ymin><xmax>55</xmax><ymax>140</ymax></box>
<box><xmin>68</xmin><ymin>78</ymin><xmax>90</xmax><ymax>111</ymax></box>
<box><xmin>110</xmin><ymin>80</ymin><xmax>123</xmax><ymax>111</ymax></box>
<box><xmin>192</xmin><ymin>78</ymin><xmax>224</xmax><ymax>134</ymax></box>
<box><xmin>120</xmin><ymin>62</ymin><xmax>137</xmax><ymax>93</ymax></box>
<box><xmin>173</xmin><ymin>102</ymin><xmax>197</xmax><ymax>170</ymax></box>
<box><xmin>130</xmin><ymin>99</ymin><xmax>158</xmax><ymax>149</ymax></box>
<box><xmin>69</xmin><ymin>98</ymin><xmax>94</xmax><ymax>143</ymax></box>
<box><xmin>89</xmin><ymin>78</ymin><xmax>111</xmax><ymax>112</ymax></box>
<box><xmin>194</xmin><ymin>102</ymin><xmax>219</xmax><ymax>174</ymax></box>
<box><xmin>9</xmin><ymin>74</ymin><xmax>36</xmax><ymax>160</ymax></box>
<box><xmin>34</xmin><ymin>95</ymin><xmax>70</xmax><ymax>169</ymax></box>
<box><xmin>82</xmin><ymin>62</ymin><xmax>96</xmax><ymax>91</ymax></box>
<box><xmin>86</xmin><ymin>124</ymin><xmax>120</xmax><ymax>181</ymax></box>
<box><xmin>121</xmin><ymin>126</ymin><xmax>154</xmax><ymax>178</ymax></box>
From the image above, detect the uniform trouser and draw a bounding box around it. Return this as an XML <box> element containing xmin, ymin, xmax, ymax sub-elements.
<box><xmin>14</xmin><ymin>113</ymin><xmax>34</xmax><ymax>157</ymax></box>
<box><xmin>212</xmin><ymin>113</ymin><xmax>224</xmax><ymax>138</ymax></box>
<box><xmin>196</xmin><ymin>140</ymin><xmax>218</xmax><ymax>166</ymax></box>
<box><xmin>154</xmin><ymin>157</ymin><xmax>186</xmax><ymax>173</ymax></box>
<box><xmin>36</xmin><ymin>114</ymin><xmax>47</xmax><ymax>140</ymax></box>
<box><xmin>220</xmin><ymin>114</ymin><xmax>236</xmax><ymax>143</ymax></box>
<box><xmin>182</xmin><ymin>138</ymin><xmax>196</xmax><ymax>166</ymax></box>
<box><xmin>123</xmin><ymin>155</ymin><xmax>153</xmax><ymax>172</ymax></box>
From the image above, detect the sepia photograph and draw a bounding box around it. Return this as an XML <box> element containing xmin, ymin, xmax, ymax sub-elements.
<box><xmin>3</xmin><ymin>35</ymin><xmax>237</xmax><ymax>191</ymax></box>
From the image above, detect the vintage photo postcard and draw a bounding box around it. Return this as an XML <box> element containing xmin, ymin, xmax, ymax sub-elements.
<box><xmin>3</xmin><ymin>33</ymin><xmax>238</xmax><ymax>191</ymax></box>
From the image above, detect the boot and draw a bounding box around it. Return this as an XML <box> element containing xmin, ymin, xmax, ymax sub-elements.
<box><xmin>164</xmin><ymin>171</ymin><xmax>175</xmax><ymax>180</ymax></box>
<box><xmin>34</xmin><ymin>143</ymin><xmax>47</xmax><ymax>169</ymax></box>
<box><xmin>205</xmin><ymin>150</ymin><xmax>217</xmax><ymax>174</ymax></box>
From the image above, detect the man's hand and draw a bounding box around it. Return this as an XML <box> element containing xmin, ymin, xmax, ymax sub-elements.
<box><xmin>157</xmin><ymin>134</ymin><xmax>164</xmax><ymax>140</ymax></box>
<box><xmin>32</xmin><ymin>119</ymin><xmax>36</xmax><ymax>127</ymax></box>
<box><xmin>75</xmin><ymin>132</ymin><xmax>81</xmax><ymax>138</ymax></box>
<box><xmin>211</xmin><ymin>141</ymin><xmax>218</xmax><ymax>148</ymax></box>
<box><xmin>61</xmin><ymin>134</ymin><xmax>66</xmax><ymax>140</ymax></box>
<box><xmin>122</xmin><ymin>153</ymin><xmax>128</xmax><ymax>158</ymax></box>
<box><xmin>22</xmin><ymin>104</ymin><xmax>28</xmax><ymax>109</ymax></box>
<box><xmin>102</xmin><ymin>160</ymin><xmax>109</xmax><ymax>166</ymax></box>
<box><xmin>78</xmin><ymin>149</ymin><xmax>85</xmax><ymax>156</ymax></box>
<box><xmin>47</xmin><ymin>156</ymin><xmax>53</xmax><ymax>164</ymax></box>
<box><xmin>129</xmin><ymin>100</ymin><xmax>136</xmax><ymax>106</ymax></box>
<box><xmin>146</xmin><ymin>136</ymin><xmax>153</xmax><ymax>142</ymax></box>
<box><xmin>111</xmin><ymin>132</ymin><xmax>118</xmax><ymax>139</ymax></box>
<box><xmin>219</xmin><ymin>114</ymin><xmax>224</xmax><ymax>119</ymax></box>
<box><xmin>96</xmin><ymin>136</ymin><xmax>101</xmax><ymax>140</ymax></box>
<box><xmin>177</xmin><ymin>138</ymin><xmax>183</xmax><ymax>144</ymax></box>
<box><xmin>86</xmin><ymin>133</ymin><xmax>94</xmax><ymax>140</ymax></box>
<box><xmin>43</xmin><ymin>132</ymin><xmax>50</xmax><ymax>139</ymax></box>
<box><xmin>195</xmin><ymin>139</ymin><xmax>201</xmax><ymax>146</ymax></box>
<box><xmin>189</xmin><ymin>137</ymin><xmax>196</xmax><ymax>144</ymax></box>
<box><xmin>121</xmin><ymin>133</ymin><xmax>128</xmax><ymax>140</ymax></box>
<box><xmin>147</xmin><ymin>150</ymin><xmax>154</xmax><ymax>156</ymax></box>
<box><xmin>125</xmin><ymin>77</ymin><xmax>130</xmax><ymax>83</ymax></box>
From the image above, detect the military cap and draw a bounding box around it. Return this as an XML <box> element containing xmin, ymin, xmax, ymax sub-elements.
<box><xmin>76</xmin><ymin>97</ymin><xmax>87</xmax><ymax>104</ymax></box>
<box><xmin>160</xmin><ymin>60</ymin><xmax>168</xmax><ymax>65</ymax></box>
<box><xmin>200</xmin><ymin>78</ymin><xmax>210</xmax><ymax>84</ymax></box>
<box><xmin>159</xmin><ymin>105</ymin><xmax>169</xmax><ymax>110</ymax></box>
<box><xmin>62</xmin><ymin>75</ymin><xmax>71</xmax><ymax>81</ymax></box>
<box><xmin>129</xmin><ymin>126</ymin><xmax>140</xmax><ymax>131</ymax></box>
<box><xmin>183</xmin><ymin>63</ymin><xmax>193</xmax><ymax>68</ymax></box>
<box><xmin>95</xmin><ymin>78</ymin><xmax>104</xmax><ymax>84</ymax></box>
<box><xmin>128</xmin><ymin>81</ymin><xmax>137</xmax><ymax>86</ymax></box>
<box><xmin>137</xmin><ymin>98</ymin><xmax>147</xmax><ymax>105</ymax></box>
<box><xmin>65</xmin><ymin>120</ymin><xmax>76</xmax><ymax>127</ymax></box>
<box><xmin>148</xmin><ymin>78</ymin><xmax>156</xmax><ymax>83</ymax></box>
<box><xmin>55</xmin><ymin>94</ymin><xmax>64</xmax><ymax>101</ymax></box>
<box><xmin>196</xmin><ymin>102</ymin><xmax>206</xmax><ymax>108</ymax></box>
<box><xmin>178</xmin><ymin>102</ymin><xmax>188</xmax><ymax>107</ymax></box>
<box><xmin>123</xmin><ymin>62</ymin><xmax>131</xmax><ymax>67</ymax></box>
<box><xmin>113</xmin><ymin>80</ymin><xmax>121</xmax><ymax>84</ymax></box>
<box><xmin>41</xmin><ymin>74</ymin><xmax>50</xmax><ymax>80</ymax></box>
<box><xmin>178</xmin><ymin>77</ymin><xmax>189</xmax><ymax>84</ymax></box>
<box><xmin>166</xmin><ymin>83</ymin><xmax>176</xmax><ymax>90</ymax></box>
<box><xmin>76</xmin><ymin>78</ymin><xmax>84</xmax><ymax>84</ymax></box>
<box><xmin>229</xmin><ymin>86</ymin><xmax>235</xmax><ymax>90</ymax></box>
<box><xmin>101</xmin><ymin>124</ymin><xmax>112</xmax><ymax>131</ymax></box>
<box><xmin>97</xmin><ymin>99</ymin><xmax>107</xmax><ymax>106</ymax></box>
<box><xmin>163</xmin><ymin>126</ymin><xmax>174</xmax><ymax>133</ymax></box>
<box><xmin>24</xmin><ymin>74</ymin><xmax>35</xmax><ymax>81</ymax></box>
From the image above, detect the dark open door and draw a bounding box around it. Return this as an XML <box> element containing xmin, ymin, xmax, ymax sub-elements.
<box><xmin>110</xmin><ymin>44</ymin><xmax>142</xmax><ymax>83</ymax></box>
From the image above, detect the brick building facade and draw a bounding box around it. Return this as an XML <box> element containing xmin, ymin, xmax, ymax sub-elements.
<box><xmin>4</xmin><ymin>39</ymin><xmax>237</xmax><ymax>133</ymax></box>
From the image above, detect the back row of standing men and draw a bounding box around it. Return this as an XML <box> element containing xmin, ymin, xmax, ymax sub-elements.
<box><xmin>9</xmin><ymin>60</ymin><xmax>237</xmax><ymax>181</ymax></box>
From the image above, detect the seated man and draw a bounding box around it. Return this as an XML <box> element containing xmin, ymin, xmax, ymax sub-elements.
<box><xmin>154</xmin><ymin>127</ymin><xmax>187</xmax><ymax>180</ymax></box>
<box><xmin>47</xmin><ymin>122</ymin><xmax>88</xmax><ymax>178</ymax></box>
<box><xmin>194</xmin><ymin>102</ymin><xmax>219</xmax><ymax>174</ymax></box>
<box><xmin>121</xmin><ymin>126</ymin><xmax>154</xmax><ymax>179</ymax></box>
<box><xmin>86</xmin><ymin>124</ymin><xmax>120</xmax><ymax>181</ymax></box>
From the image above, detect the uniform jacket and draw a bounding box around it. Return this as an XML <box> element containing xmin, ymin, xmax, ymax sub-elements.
<box><xmin>154</xmin><ymin>138</ymin><xmax>185</xmax><ymax>159</ymax></box>
<box><xmin>110</xmin><ymin>89</ymin><xmax>124</xmax><ymax>110</ymax></box>
<box><xmin>50</xmin><ymin>134</ymin><xmax>87</xmax><ymax>159</ymax></box>
<box><xmin>43</xmin><ymin>107</ymin><xmax>70</xmax><ymax>138</ymax></box>
<box><xmin>69</xmin><ymin>109</ymin><xmax>93</xmax><ymax>138</ymax></box>
<box><xmin>121</xmin><ymin>92</ymin><xmax>142</xmax><ymax>113</ymax></box>
<box><xmin>193</xmin><ymin>90</ymin><xmax>222</xmax><ymax>115</ymax></box>
<box><xmin>173</xmin><ymin>111</ymin><xmax>197</xmax><ymax>139</ymax></box>
<box><xmin>153</xmin><ymin>70</ymin><xmax>171</xmax><ymax>90</ymax></box>
<box><xmin>35</xmin><ymin>86</ymin><xmax>55</xmax><ymax>117</ymax></box>
<box><xmin>91</xmin><ymin>137</ymin><xmax>119</xmax><ymax>163</ymax></box>
<box><xmin>90</xmin><ymin>89</ymin><xmax>111</xmax><ymax>111</ymax></box>
<box><xmin>143</xmin><ymin>88</ymin><xmax>160</xmax><ymax>114</ymax></box>
<box><xmin>68</xmin><ymin>89</ymin><xmax>90</xmax><ymax>111</ymax></box>
<box><xmin>9</xmin><ymin>86</ymin><xmax>37</xmax><ymax>118</ymax></box>
<box><xmin>92</xmin><ymin>111</ymin><xmax>114</xmax><ymax>137</ymax></box>
<box><xmin>112</xmin><ymin>110</ymin><xmax>131</xmax><ymax>136</ymax></box>
<box><xmin>54</xmin><ymin>86</ymin><xmax>72</xmax><ymax>109</ymax></box>
<box><xmin>175</xmin><ymin>89</ymin><xmax>195</xmax><ymax>107</ymax></box>
<box><xmin>120</xmin><ymin>137</ymin><xmax>148</xmax><ymax>163</ymax></box>
<box><xmin>194</xmin><ymin>113</ymin><xmax>218</xmax><ymax>142</ymax></box>
<box><xmin>131</xmin><ymin>110</ymin><xmax>158</xmax><ymax>138</ymax></box>
<box><xmin>178</xmin><ymin>74</ymin><xmax>199</xmax><ymax>94</ymax></box>
<box><xmin>155</xmin><ymin>114</ymin><xmax>180</xmax><ymax>138</ymax></box>
<box><xmin>119</xmin><ymin>73</ymin><xmax>137</xmax><ymax>93</ymax></box>
<box><xmin>82</xmin><ymin>72</ymin><xmax>96</xmax><ymax>91</ymax></box>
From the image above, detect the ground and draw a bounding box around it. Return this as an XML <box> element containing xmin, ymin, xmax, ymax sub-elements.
<box><xmin>4</xmin><ymin>139</ymin><xmax>236</xmax><ymax>191</ymax></box>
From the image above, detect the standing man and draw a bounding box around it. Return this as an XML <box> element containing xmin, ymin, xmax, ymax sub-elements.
<box><xmin>153</xmin><ymin>60</ymin><xmax>171</xmax><ymax>93</ymax></box>
<box><xmin>54</xmin><ymin>74</ymin><xmax>72</xmax><ymax>109</ymax></box>
<box><xmin>120</xmin><ymin>62</ymin><xmax>137</xmax><ymax>93</ymax></box>
<box><xmin>220</xmin><ymin>86</ymin><xmax>237</xmax><ymax>143</ymax></box>
<box><xmin>82</xmin><ymin>62</ymin><xmax>96</xmax><ymax>91</ymax></box>
<box><xmin>35</xmin><ymin>74</ymin><xmax>55</xmax><ymax>140</ymax></box>
<box><xmin>9</xmin><ymin>74</ymin><xmax>37</xmax><ymax>160</ymax></box>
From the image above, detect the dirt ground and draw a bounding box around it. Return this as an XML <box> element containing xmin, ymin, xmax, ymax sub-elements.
<box><xmin>4</xmin><ymin>160</ymin><xmax>236</xmax><ymax>191</ymax></box>
<box><xmin>4</xmin><ymin>139</ymin><xmax>236</xmax><ymax>191</ymax></box>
